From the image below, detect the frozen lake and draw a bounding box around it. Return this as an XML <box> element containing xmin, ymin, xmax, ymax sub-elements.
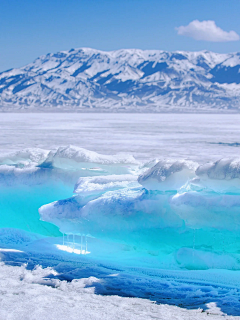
<box><xmin>1</xmin><ymin>112</ymin><xmax>240</xmax><ymax>318</ymax></box>
<box><xmin>0</xmin><ymin>113</ymin><xmax>240</xmax><ymax>162</ymax></box>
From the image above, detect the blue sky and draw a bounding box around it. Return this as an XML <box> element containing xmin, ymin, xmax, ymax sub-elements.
<box><xmin>0</xmin><ymin>0</ymin><xmax>240</xmax><ymax>71</ymax></box>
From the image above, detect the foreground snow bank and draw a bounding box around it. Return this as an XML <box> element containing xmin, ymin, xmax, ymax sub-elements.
<box><xmin>0</xmin><ymin>262</ymin><xmax>237</xmax><ymax>320</ymax></box>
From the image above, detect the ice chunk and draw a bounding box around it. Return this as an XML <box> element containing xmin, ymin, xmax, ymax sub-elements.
<box><xmin>0</xmin><ymin>148</ymin><xmax>49</xmax><ymax>167</ymax></box>
<box><xmin>39</xmin><ymin>187</ymin><xmax>183</xmax><ymax>240</ymax></box>
<box><xmin>40</xmin><ymin>145</ymin><xmax>139</xmax><ymax>174</ymax></box>
<box><xmin>0</xmin><ymin>164</ymin><xmax>78</xmax><ymax>187</ymax></box>
<box><xmin>39</xmin><ymin>186</ymin><xmax>240</xmax><ymax>270</ymax></box>
<box><xmin>0</xmin><ymin>165</ymin><xmax>43</xmax><ymax>186</ymax></box>
<box><xmin>196</xmin><ymin>158</ymin><xmax>240</xmax><ymax>180</ymax></box>
<box><xmin>0</xmin><ymin>146</ymin><xmax>142</xmax><ymax>186</ymax></box>
<box><xmin>196</xmin><ymin>158</ymin><xmax>240</xmax><ymax>192</ymax></box>
<box><xmin>171</xmin><ymin>191</ymin><xmax>240</xmax><ymax>230</ymax></box>
<box><xmin>138</xmin><ymin>159</ymin><xmax>198</xmax><ymax>191</ymax></box>
<box><xmin>139</xmin><ymin>159</ymin><xmax>159</xmax><ymax>169</ymax></box>
<box><xmin>74</xmin><ymin>174</ymin><xmax>138</xmax><ymax>195</ymax></box>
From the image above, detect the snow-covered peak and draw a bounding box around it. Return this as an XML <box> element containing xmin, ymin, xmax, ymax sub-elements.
<box><xmin>1</xmin><ymin>47</ymin><xmax>240</xmax><ymax>111</ymax></box>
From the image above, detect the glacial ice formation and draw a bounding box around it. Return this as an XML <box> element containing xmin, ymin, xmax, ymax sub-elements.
<box><xmin>38</xmin><ymin>155</ymin><xmax>240</xmax><ymax>270</ymax></box>
<box><xmin>1</xmin><ymin>147</ymin><xmax>240</xmax><ymax>271</ymax></box>
<box><xmin>0</xmin><ymin>146</ymin><xmax>139</xmax><ymax>237</ymax></box>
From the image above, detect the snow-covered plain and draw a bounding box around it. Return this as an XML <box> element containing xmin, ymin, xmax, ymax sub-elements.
<box><xmin>0</xmin><ymin>113</ymin><xmax>240</xmax><ymax>161</ymax></box>
<box><xmin>1</xmin><ymin>113</ymin><xmax>240</xmax><ymax>319</ymax></box>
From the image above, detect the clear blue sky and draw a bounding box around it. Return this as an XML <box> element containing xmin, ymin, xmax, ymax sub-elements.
<box><xmin>0</xmin><ymin>0</ymin><xmax>240</xmax><ymax>71</ymax></box>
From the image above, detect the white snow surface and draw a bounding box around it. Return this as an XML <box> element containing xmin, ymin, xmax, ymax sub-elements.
<box><xmin>1</xmin><ymin>113</ymin><xmax>240</xmax><ymax>162</ymax></box>
<box><xmin>0</xmin><ymin>262</ymin><xmax>236</xmax><ymax>320</ymax></box>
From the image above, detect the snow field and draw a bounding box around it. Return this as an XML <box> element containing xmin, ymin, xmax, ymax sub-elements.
<box><xmin>0</xmin><ymin>262</ymin><xmax>238</xmax><ymax>320</ymax></box>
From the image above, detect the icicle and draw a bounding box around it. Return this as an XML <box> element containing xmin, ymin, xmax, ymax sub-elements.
<box><xmin>192</xmin><ymin>228</ymin><xmax>195</xmax><ymax>266</ymax></box>
<box><xmin>72</xmin><ymin>234</ymin><xmax>75</xmax><ymax>250</ymax></box>
<box><xmin>81</xmin><ymin>235</ymin><xmax>83</xmax><ymax>254</ymax></box>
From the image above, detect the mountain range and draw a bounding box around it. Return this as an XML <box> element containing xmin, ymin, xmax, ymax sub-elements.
<box><xmin>1</xmin><ymin>47</ymin><xmax>240</xmax><ymax>112</ymax></box>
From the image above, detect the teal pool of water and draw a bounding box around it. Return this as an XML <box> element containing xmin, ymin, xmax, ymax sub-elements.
<box><xmin>0</xmin><ymin>183</ymin><xmax>73</xmax><ymax>236</ymax></box>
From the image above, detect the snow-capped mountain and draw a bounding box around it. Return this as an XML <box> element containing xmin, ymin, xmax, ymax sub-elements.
<box><xmin>1</xmin><ymin>47</ymin><xmax>240</xmax><ymax>111</ymax></box>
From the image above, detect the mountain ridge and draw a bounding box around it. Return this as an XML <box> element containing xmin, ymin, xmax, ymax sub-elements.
<box><xmin>1</xmin><ymin>47</ymin><xmax>240</xmax><ymax>112</ymax></box>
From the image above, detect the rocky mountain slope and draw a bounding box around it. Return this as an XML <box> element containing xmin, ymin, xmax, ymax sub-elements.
<box><xmin>1</xmin><ymin>48</ymin><xmax>240</xmax><ymax>111</ymax></box>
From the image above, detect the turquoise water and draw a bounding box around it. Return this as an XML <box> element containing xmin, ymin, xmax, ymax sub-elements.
<box><xmin>0</xmin><ymin>183</ymin><xmax>73</xmax><ymax>237</ymax></box>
